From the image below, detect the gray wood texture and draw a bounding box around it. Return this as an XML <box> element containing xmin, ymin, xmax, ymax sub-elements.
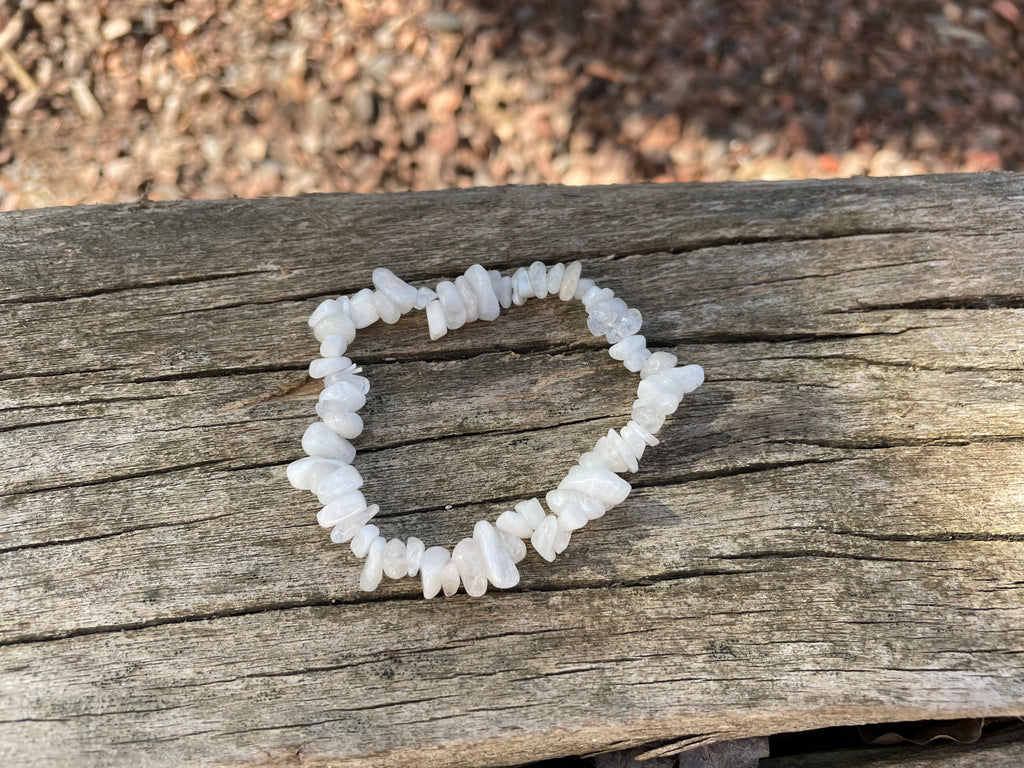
<box><xmin>1</xmin><ymin>174</ymin><xmax>1023</xmax><ymax>767</ymax></box>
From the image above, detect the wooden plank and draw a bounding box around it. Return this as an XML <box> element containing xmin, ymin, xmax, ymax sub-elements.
<box><xmin>1</xmin><ymin>174</ymin><xmax>1023</xmax><ymax>767</ymax></box>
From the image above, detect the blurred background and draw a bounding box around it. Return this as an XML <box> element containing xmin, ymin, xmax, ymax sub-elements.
<box><xmin>0</xmin><ymin>0</ymin><xmax>1020</xmax><ymax>211</ymax></box>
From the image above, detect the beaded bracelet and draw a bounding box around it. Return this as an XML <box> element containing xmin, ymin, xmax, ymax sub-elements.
<box><xmin>287</xmin><ymin>261</ymin><xmax>704</xmax><ymax>598</ymax></box>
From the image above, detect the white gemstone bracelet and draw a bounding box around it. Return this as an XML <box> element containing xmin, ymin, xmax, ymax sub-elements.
<box><xmin>287</xmin><ymin>262</ymin><xmax>704</xmax><ymax>598</ymax></box>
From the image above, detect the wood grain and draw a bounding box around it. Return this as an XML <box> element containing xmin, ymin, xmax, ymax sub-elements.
<box><xmin>1</xmin><ymin>174</ymin><xmax>1023</xmax><ymax>767</ymax></box>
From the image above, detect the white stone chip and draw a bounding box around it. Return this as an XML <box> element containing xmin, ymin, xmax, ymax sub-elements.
<box><xmin>309</xmin><ymin>356</ymin><xmax>353</xmax><ymax>378</ymax></box>
<box><xmin>372</xmin><ymin>289</ymin><xmax>401</xmax><ymax>324</ymax></box>
<box><xmin>420</xmin><ymin>546</ymin><xmax>450</xmax><ymax>599</ymax></box>
<box><xmin>349</xmin><ymin>288</ymin><xmax>380</xmax><ymax>328</ymax></box>
<box><xmin>455</xmin><ymin>275</ymin><xmax>479</xmax><ymax>322</ymax></box>
<box><xmin>606</xmin><ymin>308</ymin><xmax>643</xmax><ymax>344</ymax></box>
<box><xmin>496</xmin><ymin>509</ymin><xmax>535</xmax><ymax>538</ymax></box>
<box><xmin>302</xmin><ymin>422</ymin><xmax>356</xmax><ymax>463</ymax></box>
<box><xmin>637</xmin><ymin>373</ymin><xmax>684</xmax><ymax>404</ymax></box>
<box><xmin>530</xmin><ymin>515</ymin><xmax>559</xmax><ymax>562</ymax></box>
<box><xmin>414</xmin><ymin>285</ymin><xmax>439</xmax><ymax>310</ymax></box>
<box><xmin>640</xmin><ymin>351</ymin><xmax>678</xmax><ymax>379</ymax></box>
<box><xmin>309</xmin><ymin>298</ymin><xmax>343</xmax><ymax>328</ymax></box>
<box><xmin>608</xmin><ymin>334</ymin><xmax>646</xmax><ymax>362</ymax></box>
<box><xmin>331</xmin><ymin>505</ymin><xmax>376</xmax><ymax>543</ymax></box>
<box><xmin>663</xmin><ymin>364</ymin><xmax>705</xmax><ymax>394</ymax></box>
<box><xmin>319</xmin><ymin>334</ymin><xmax>349</xmax><ymax>358</ymax></box>
<box><xmin>319</xmin><ymin>409</ymin><xmax>363</xmax><ymax>440</ymax></box>
<box><xmin>514</xmin><ymin>498</ymin><xmax>546</xmax><ymax>528</ymax></box>
<box><xmin>372</xmin><ymin>267</ymin><xmax>418</xmax><ymax>313</ymax></box>
<box><xmin>594</xmin><ymin>435</ymin><xmax>630</xmax><ymax>473</ymax></box>
<box><xmin>441</xmin><ymin>560</ymin><xmax>461</xmax><ymax>596</ymax></box>
<box><xmin>573</xmin><ymin>276</ymin><xmax>595</xmax><ymax>300</ymax></box>
<box><xmin>490</xmin><ymin>270</ymin><xmax>513</xmax><ymax>309</ymax></box>
<box><xmin>286</xmin><ymin>456</ymin><xmax>347</xmax><ymax>490</ymax></box>
<box><xmin>512</xmin><ymin>267</ymin><xmax>533</xmax><ymax>304</ymax></box>
<box><xmin>359</xmin><ymin>537</ymin><xmax>386</xmax><ymax>591</ymax></box>
<box><xmin>317</xmin><ymin>490</ymin><xmax>368</xmax><ymax>528</ymax></box>
<box><xmin>546</xmin><ymin>488</ymin><xmax>606</xmax><ymax>521</ymax></box>
<box><xmin>314</xmin><ymin>463</ymin><xmax>363</xmax><ymax>504</ymax></box>
<box><xmin>452</xmin><ymin>537</ymin><xmax>489</xmax><ymax>597</ymax></box>
<box><xmin>528</xmin><ymin>261</ymin><xmax>548</xmax><ymax>299</ymax></box>
<box><xmin>558</xmin><ymin>466</ymin><xmax>631</xmax><ymax>507</ymax></box>
<box><xmin>381</xmin><ymin>538</ymin><xmax>408</xmax><ymax>579</ymax></box>
<box><xmin>496</xmin><ymin>528</ymin><xmax>528</xmax><ymax>563</ymax></box>
<box><xmin>577</xmin><ymin>451</ymin><xmax>606</xmax><ymax>470</ymax></box>
<box><xmin>559</xmin><ymin>261</ymin><xmax>582</xmax><ymax>300</ymax></box>
<box><xmin>322</xmin><ymin>372</ymin><xmax>370</xmax><ymax>393</ymax></box>
<box><xmin>582</xmin><ymin>285</ymin><xmax>613</xmax><ymax>310</ymax></box>
<box><xmin>406</xmin><ymin>536</ymin><xmax>425</xmax><ymax>577</ymax></box>
<box><xmin>546</xmin><ymin>262</ymin><xmax>565</xmax><ymax>294</ymax></box>
<box><xmin>313</xmin><ymin>311</ymin><xmax>357</xmax><ymax>343</ymax></box>
<box><xmin>465</xmin><ymin>264</ymin><xmax>501</xmax><ymax>321</ymax></box>
<box><xmin>350</xmin><ymin>524</ymin><xmax>380</xmax><ymax>558</ymax></box>
<box><xmin>318</xmin><ymin>380</ymin><xmax>366</xmax><ymax>412</ymax></box>
<box><xmin>606</xmin><ymin>428</ymin><xmax>639</xmax><ymax>473</ymax></box>
<box><xmin>555</xmin><ymin>503</ymin><xmax>588</xmax><ymax>532</ymax></box>
<box><xmin>425</xmin><ymin>299</ymin><xmax>447</xmax><ymax>341</ymax></box>
<box><xmin>435</xmin><ymin>280</ymin><xmax>467</xmax><ymax>329</ymax></box>
<box><xmin>474</xmin><ymin>520</ymin><xmax>520</xmax><ymax>589</ymax></box>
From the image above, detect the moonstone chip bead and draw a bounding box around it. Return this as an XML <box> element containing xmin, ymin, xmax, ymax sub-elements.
<box><xmin>406</xmin><ymin>536</ymin><xmax>425</xmax><ymax>577</ymax></box>
<box><xmin>577</xmin><ymin>451</ymin><xmax>606</xmax><ymax>470</ymax></box>
<box><xmin>474</xmin><ymin>520</ymin><xmax>520</xmax><ymax>589</ymax></box>
<box><xmin>360</xmin><ymin>537</ymin><xmax>386</xmax><ymax>592</ymax></box>
<box><xmin>512</xmin><ymin>267</ymin><xmax>533</xmax><ymax>305</ymax></box>
<box><xmin>465</xmin><ymin>264</ymin><xmax>500</xmax><ymax>321</ymax></box>
<box><xmin>528</xmin><ymin>260</ymin><xmax>549</xmax><ymax>298</ymax></box>
<box><xmin>435</xmin><ymin>280</ymin><xmax>467</xmax><ymax>329</ymax></box>
<box><xmin>496</xmin><ymin>529</ymin><xmax>528</xmax><ymax>563</ymax></box>
<box><xmin>496</xmin><ymin>509</ymin><xmax>535</xmax><ymax>539</ymax></box>
<box><xmin>302</xmin><ymin>422</ymin><xmax>356</xmax><ymax>463</ymax></box>
<box><xmin>319</xmin><ymin>409</ymin><xmax>363</xmax><ymax>440</ymax></box>
<box><xmin>314</xmin><ymin>464</ymin><xmax>363</xmax><ymax>504</ymax></box>
<box><xmin>350</xmin><ymin>524</ymin><xmax>380</xmax><ymax>558</ymax></box>
<box><xmin>593</xmin><ymin>435</ymin><xmax>630</xmax><ymax>473</ymax></box>
<box><xmin>372</xmin><ymin>289</ymin><xmax>401</xmax><ymax>324</ymax></box>
<box><xmin>514</xmin><ymin>498</ymin><xmax>546</xmax><ymax>529</ymax></box>
<box><xmin>559</xmin><ymin>466</ymin><xmax>631</xmax><ymax>507</ymax></box>
<box><xmin>455</xmin><ymin>275</ymin><xmax>479</xmax><ymax>323</ymax></box>
<box><xmin>582</xmin><ymin>286</ymin><xmax>614</xmax><ymax>311</ymax></box>
<box><xmin>587</xmin><ymin>297</ymin><xmax>628</xmax><ymax>336</ymax></box>
<box><xmin>555</xmin><ymin>502</ymin><xmax>588</xmax><ymax>532</ymax></box>
<box><xmin>287</xmin><ymin>456</ymin><xmax>350</xmax><ymax>490</ymax></box>
<box><xmin>441</xmin><ymin>561</ymin><xmax>461</xmax><ymax>596</ymax></box>
<box><xmin>605</xmin><ymin>428</ymin><xmax>639</xmax><ymax>473</ymax></box>
<box><xmin>331</xmin><ymin>504</ymin><xmax>377</xmax><ymax>543</ymax></box>
<box><xmin>606</xmin><ymin>308</ymin><xmax>643</xmax><ymax>344</ymax></box>
<box><xmin>546</xmin><ymin>489</ymin><xmax>606</xmax><ymax>521</ymax></box>
<box><xmin>640</xmin><ymin>351</ymin><xmax>678</xmax><ymax>379</ymax></box>
<box><xmin>631</xmin><ymin>401</ymin><xmax>668</xmax><ymax>434</ymax></box>
<box><xmin>309</xmin><ymin>356</ymin><xmax>354</xmax><ymax>378</ymax></box>
<box><xmin>559</xmin><ymin>261</ymin><xmax>582</xmax><ymax>300</ymax></box>
<box><xmin>420</xmin><ymin>546</ymin><xmax>450</xmax><ymax>599</ymax></box>
<box><xmin>637</xmin><ymin>373</ymin><xmax>684</xmax><ymax>404</ymax></box>
<box><xmin>381</xmin><ymin>538</ymin><xmax>408</xmax><ymax>579</ymax></box>
<box><xmin>608</xmin><ymin>335</ymin><xmax>646</xmax><ymax>368</ymax></box>
<box><xmin>308</xmin><ymin>298</ymin><xmax>344</xmax><ymax>328</ymax></box>
<box><xmin>573</xmin><ymin>276</ymin><xmax>595</xmax><ymax>300</ymax></box>
<box><xmin>313</xmin><ymin>311</ymin><xmax>357</xmax><ymax>343</ymax></box>
<box><xmin>530</xmin><ymin>515</ymin><xmax>559</xmax><ymax>562</ymax></box>
<box><xmin>664</xmin><ymin>364</ymin><xmax>706</xmax><ymax>394</ymax></box>
<box><xmin>452</xmin><ymin>538</ymin><xmax>489</xmax><ymax>597</ymax></box>
<box><xmin>425</xmin><ymin>300</ymin><xmax>447</xmax><ymax>341</ymax></box>
<box><xmin>319</xmin><ymin>380</ymin><xmax>367</xmax><ymax>413</ymax></box>
<box><xmin>316</xmin><ymin>490</ymin><xmax>367</xmax><ymax>527</ymax></box>
<box><xmin>322</xmin><ymin>372</ymin><xmax>370</xmax><ymax>393</ymax></box>
<box><xmin>346</xmin><ymin>288</ymin><xmax>376</xmax><ymax>328</ymax></box>
<box><xmin>490</xmin><ymin>269</ymin><xmax>513</xmax><ymax>309</ymax></box>
<box><xmin>546</xmin><ymin>262</ymin><xmax>565</xmax><ymax>294</ymax></box>
<box><xmin>319</xmin><ymin>334</ymin><xmax>348</xmax><ymax>358</ymax></box>
<box><xmin>372</xmin><ymin>267</ymin><xmax>418</xmax><ymax>313</ymax></box>
<box><xmin>415</xmin><ymin>285</ymin><xmax>439</xmax><ymax>310</ymax></box>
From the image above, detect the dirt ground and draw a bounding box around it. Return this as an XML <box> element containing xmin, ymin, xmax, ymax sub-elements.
<box><xmin>0</xmin><ymin>0</ymin><xmax>1021</xmax><ymax>210</ymax></box>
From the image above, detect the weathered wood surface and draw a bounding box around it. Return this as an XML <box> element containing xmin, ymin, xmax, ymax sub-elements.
<box><xmin>0</xmin><ymin>175</ymin><xmax>1022</xmax><ymax>767</ymax></box>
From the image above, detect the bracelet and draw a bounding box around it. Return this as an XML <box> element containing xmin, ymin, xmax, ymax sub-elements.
<box><xmin>287</xmin><ymin>262</ymin><xmax>704</xmax><ymax>598</ymax></box>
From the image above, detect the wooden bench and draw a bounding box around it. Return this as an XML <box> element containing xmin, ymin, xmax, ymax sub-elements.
<box><xmin>1</xmin><ymin>174</ymin><xmax>1022</xmax><ymax>766</ymax></box>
